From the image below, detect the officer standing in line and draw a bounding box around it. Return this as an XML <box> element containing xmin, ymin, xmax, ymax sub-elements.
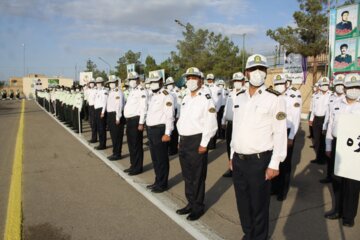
<box><xmin>217</xmin><ymin>79</ymin><xmax>228</xmax><ymax>139</ymax></box>
<box><xmin>73</xmin><ymin>85</ymin><xmax>84</xmax><ymax>133</ymax></box>
<box><xmin>123</xmin><ymin>71</ymin><xmax>148</xmax><ymax>175</ymax></box>
<box><xmin>206</xmin><ymin>73</ymin><xmax>222</xmax><ymax>149</ymax></box>
<box><xmin>176</xmin><ymin>67</ymin><xmax>217</xmax><ymax>221</ymax></box>
<box><xmin>94</xmin><ymin>77</ymin><xmax>108</xmax><ymax>150</ymax></box>
<box><xmin>308</xmin><ymin>82</ymin><xmax>319</xmax><ymax>139</ymax></box>
<box><xmin>324</xmin><ymin>73</ymin><xmax>360</xmax><ymax>227</ymax></box>
<box><xmin>83</xmin><ymin>82</ymin><xmax>90</xmax><ymax>121</ymax></box>
<box><xmin>165</xmin><ymin>77</ymin><xmax>181</xmax><ymax>155</ymax></box>
<box><xmin>200</xmin><ymin>72</ymin><xmax>212</xmax><ymax>95</ymax></box>
<box><xmin>271</xmin><ymin>74</ymin><xmax>302</xmax><ymax>201</ymax></box>
<box><xmin>309</xmin><ymin>77</ymin><xmax>332</xmax><ymax>165</ymax></box>
<box><xmin>320</xmin><ymin>74</ymin><xmax>346</xmax><ymax>184</ymax></box>
<box><xmin>87</xmin><ymin>79</ymin><xmax>98</xmax><ymax>143</ymax></box>
<box><xmin>230</xmin><ymin>54</ymin><xmax>287</xmax><ymax>239</ymax></box>
<box><xmin>106</xmin><ymin>76</ymin><xmax>125</xmax><ymax>160</ymax></box>
<box><xmin>146</xmin><ymin>72</ymin><xmax>174</xmax><ymax>193</ymax></box>
<box><xmin>221</xmin><ymin>72</ymin><xmax>245</xmax><ymax>178</ymax></box>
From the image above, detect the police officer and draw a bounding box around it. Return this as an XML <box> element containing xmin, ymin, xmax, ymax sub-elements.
<box><xmin>73</xmin><ymin>85</ymin><xmax>84</xmax><ymax>133</ymax></box>
<box><xmin>309</xmin><ymin>77</ymin><xmax>332</xmax><ymax>165</ymax></box>
<box><xmin>88</xmin><ymin>78</ymin><xmax>98</xmax><ymax>143</ymax></box>
<box><xmin>231</xmin><ymin>54</ymin><xmax>287</xmax><ymax>239</ymax></box>
<box><xmin>221</xmin><ymin>72</ymin><xmax>245</xmax><ymax>178</ymax></box>
<box><xmin>206</xmin><ymin>73</ymin><xmax>222</xmax><ymax>149</ymax></box>
<box><xmin>324</xmin><ymin>73</ymin><xmax>360</xmax><ymax>227</ymax></box>
<box><xmin>176</xmin><ymin>67</ymin><xmax>217</xmax><ymax>221</ymax></box>
<box><xmin>165</xmin><ymin>76</ymin><xmax>181</xmax><ymax>155</ymax></box>
<box><xmin>106</xmin><ymin>76</ymin><xmax>125</xmax><ymax>160</ymax></box>
<box><xmin>146</xmin><ymin>72</ymin><xmax>174</xmax><ymax>193</ymax></box>
<box><xmin>308</xmin><ymin>82</ymin><xmax>319</xmax><ymax>139</ymax></box>
<box><xmin>217</xmin><ymin>79</ymin><xmax>228</xmax><ymax>139</ymax></box>
<box><xmin>123</xmin><ymin>71</ymin><xmax>148</xmax><ymax>175</ymax></box>
<box><xmin>271</xmin><ymin>74</ymin><xmax>302</xmax><ymax>201</ymax></box>
<box><xmin>94</xmin><ymin>77</ymin><xmax>108</xmax><ymax>150</ymax></box>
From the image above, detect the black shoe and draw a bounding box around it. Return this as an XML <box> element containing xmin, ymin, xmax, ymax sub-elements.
<box><xmin>310</xmin><ymin>159</ymin><xmax>325</xmax><ymax>165</ymax></box>
<box><xmin>146</xmin><ymin>183</ymin><xmax>157</xmax><ymax>189</ymax></box>
<box><xmin>169</xmin><ymin>151</ymin><xmax>178</xmax><ymax>156</ymax></box>
<box><xmin>95</xmin><ymin>146</ymin><xmax>106</xmax><ymax>150</ymax></box>
<box><xmin>176</xmin><ymin>205</ymin><xmax>192</xmax><ymax>215</ymax></box>
<box><xmin>107</xmin><ymin>155</ymin><xmax>114</xmax><ymax>160</ymax></box>
<box><xmin>319</xmin><ymin>178</ymin><xmax>332</xmax><ymax>184</ymax></box>
<box><xmin>222</xmin><ymin>170</ymin><xmax>233</xmax><ymax>178</ymax></box>
<box><xmin>342</xmin><ymin>220</ymin><xmax>354</xmax><ymax>227</ymax></box>
<box><xmin>307</xmin><ymin>136</ymin><xmax>312</xmax><ymax>139</ymax></box>
<box><xmin>88</xmin><ymin>139</ymin><xmax>97</xmax><ymax>143</ymax></box>
<box><xmin>108</xmin><ymin>155</ymin><xmax>121</xmax><ymax>161</ymax></box>
<box><xmin>277</xmin><ymin>195</ymin><xmax>286</xmax><ymax>201</ymax></box>
<box><xmin>151</xmin><ymin>186</ymin><xmax>167</xmax><ymax>193</ymax></box>
<box><xmin>324</xmin><ymin>212</ymin><xmax>340</xmax><ymax>220</ymax></box>
<box><xmin>186</xmin><ymin>210</ymin><xmax>204</xmax><ymax>221</ymax></box>
<box><xmin>128</xmin><ymin>170</ymin><xmax>142</xmax><ymax>176</ymax></box>
<box><xmin>309</xmin><ymin>145</ymin><xmax>314</xmax><ymax>148</ymax></box>
<box><xmin>124</xmin><ymin>167</ymin><xmax>133</xmax><ymax>173</ymax></box>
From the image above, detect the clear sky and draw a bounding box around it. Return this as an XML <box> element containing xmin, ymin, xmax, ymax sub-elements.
<box><xmin>0</xmin><ymin>0</ymin><xmax>345</xmax><ymax>81</ymax></box>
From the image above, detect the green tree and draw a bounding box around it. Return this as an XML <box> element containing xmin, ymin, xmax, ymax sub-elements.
<box><xmin>84</xmin><ymin>59</ymin><xmax>107</xmax><ymax>80</ymax></box>
<box><xmin>266</xmin><ymin>0</ymin><xmax>328</xmax><ymax>81</ymax></box>
<box><xmin>115</xmin><ymin>50</ymin><xmax>142</xmax><ymax>80</ymax></box>
<box><xmin>144</xmin><ymin>55</ymin><xmax>158</xmax><ymax>75</ymax></box>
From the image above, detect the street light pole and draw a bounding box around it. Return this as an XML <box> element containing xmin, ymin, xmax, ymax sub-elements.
<box><xmin>174</xmin><ymin>19</ymin><xmax>186</xmax><ymax>28</ymax></box>
<box><xmin>98</xmin><ymin>57</ymin><xmax>111</xmax><ymax>76</ymax></box>
<box><xmin>22</xmin><ymin>43</ymin><xmax>26</xmax><ymax>76</ymax></box>
<box><xmin>242</xmin><ymin>33</ymin><xmax>246</xmax><ymax>73</ymax></box>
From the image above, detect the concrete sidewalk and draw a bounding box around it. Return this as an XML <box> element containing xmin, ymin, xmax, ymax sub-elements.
<box><xmin>31</xmin><ymin>100</ymin><xmax>360</xmax><ymax>239</ymax></box>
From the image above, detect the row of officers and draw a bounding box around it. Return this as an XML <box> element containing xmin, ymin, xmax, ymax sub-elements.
<box><xmin>0</xmin><ymin>89</ymin><xmax>21</xmax><ymax>100</ymax></box>
<box><xmin>35</xmin><ymin>53</ymin><xmax>360</xmax><ymax>240</ymax></box>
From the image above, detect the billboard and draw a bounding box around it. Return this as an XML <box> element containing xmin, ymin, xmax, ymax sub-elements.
<box><xmin>127</xmin><ymin>63</ymin><xmax>136</xmax><ymax>73</ymax></box>
<box><xmin>48</xmin><ymin>79</ymin><xmax>59</xmax><ymax>88</ymax></box>
<box><xmin>79</xmin><ymin>72</ymin><xmax>93</xmax><ymax>86</ymax></box>
<box><xmin>283</xmin><ymin>51</ymin><xmax>307</xmax><ymax>84</ymax></box>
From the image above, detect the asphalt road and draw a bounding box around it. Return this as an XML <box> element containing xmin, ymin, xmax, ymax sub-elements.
<box><xmin>1</xmin><ymin>99</ymin><xmax>360</xmax><ymax>240</ymax></box>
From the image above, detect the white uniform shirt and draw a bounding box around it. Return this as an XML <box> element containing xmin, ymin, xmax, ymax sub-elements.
<box><xmin>94</xmin><ymin>87</ymin><xmax>108</xmax><ymax>114</ymax></box>
<box><xmin>88</xmin><ymin>88</ymin><xmax>97</xmax><ymax>106</ymax></box>
<box><xmin>106</xmin><ymin>88</ymin><xmax>124</xmax><ymax>121</ymax></box>
<box><xmin>284</xmin><ymin>87</ymin><xmax>302</xmax><ymax>139</ymax></box>
<box><xmin>323</xmin><ymin>93</ymin><xmax>345</xmax><ymax>130</ymax></box>
<box><xmin>208</xmin><ymin>84</ymin><xmax>223</xmax><ymax>112</ymax></box>
<box><xmin>146</xmin><ymin>89</ymin><xmax>175</xmax><ymax>135</ymax></box>
<box><xmin>222</xmin><ymin>88</ymin><xmax>243</xmax><ymax>124</ymax></box>
<box><xmin>310</xmin><ymin>91</ymin><xmax>332</xmax><ymax>121</ymax></box>
<box><xmin>74</xmin><ymin>92</ymin><xmax>84</xmax><ymax>110</ymax></box>
<box><xmin>325</xmin><ymin>98</ymin><xmax>360</xmax><ymax>151</ymax></box>
<box><xmin>177</xmin><ymin>91</ymin><xmax>218</xmax><ymax>147</ymax></box>
<box><xmin>124</xmin><ymin>85</ymin><xmax>148</xmax><ymax>124</ymax></box>
<box><xmin>230</xmin><ymin>85</ymin><xmax>287</xmax><ymax>170</ymax></box>
<box><xmin>221</xmin><ymin>88</ymin><xmax>229</xmax><ymax>106</ymax></box>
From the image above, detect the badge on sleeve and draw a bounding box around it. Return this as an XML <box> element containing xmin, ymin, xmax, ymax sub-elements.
<box><xmin>276</xmin><ymin>112</ymin><xmax>287</xmax><ymax>120</ymax></box>
<box><xmin>116</xmin><ymin>96</ymin><xmax>120</xmax><ymax>100</ymax></box>
<box><xmin>166</xmin><ymin>102</ymin><xmax>172</xmax><ymax>107</ymax></box>
<box><xmin>294</xmin><ymin>103</ymin><xmax>300</xmax><ymax>108</ymax></box>
<box><xmin>209</xmin><ymin>107</ymin><xmax>216</xmax><ymax>113</ymax></box>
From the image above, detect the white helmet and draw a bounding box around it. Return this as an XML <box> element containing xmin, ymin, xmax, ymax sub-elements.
<box><xmin>245</xmin><ymin>54</ymin><xmax>268</xmax><ymax>69</ymax></box>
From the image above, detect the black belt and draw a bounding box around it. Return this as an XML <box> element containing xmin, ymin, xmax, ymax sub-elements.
<box><xmin>147</xmin><ymin>124</ymin><xmax>165</xmax><ymax>129</ymax></box>
<box><xmin>236</xmin><ymin>150</ymin><xmax>272</xmax><ymax>160</ymax></box>
<box><xmin>180</xmin><ymin>133</ymin><xmax>202</xmax><ymax>140</ymax></box>
<box><xmin>314</xmin><ymin>115</ymin><xmax>325</xmax><ymax>118</ymax></box>
<box><xmin>126</xmin><ymin>115</ymin><xmax>140</xmax><ymax>120</ymax></box>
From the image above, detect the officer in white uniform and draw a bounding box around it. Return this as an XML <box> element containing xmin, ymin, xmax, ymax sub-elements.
<box><xmin>221</xmin><ymin>72</ymin><xmax>245</xmax><ymax>178</ymax></box>
<box><xmin>165</xmin><ymin>77</ymin><xmax>181</xmax><ymax>155</ymax></box>
<box><xmin>320</xmin><ymin>74</ymin><xmax>346</xmax><ymax>184</ymax></box>
<box><xmin>324</xmin><ymin>73</ymin><xmax>360</xmax><ymax>227</ymax></box>
<box><xmin>73</xmin><ymin>85</ymin><xmax>84</xmax><ymax>133</ymax></box>
<box><xmin>309</xmin><ymin>77</ymin><xmax>332</xmax><ymax>165</ymax></box>
<box><xmin>230</xmin><ymin>54</ymin><xmax>287</xmax><ymax>239</ymax></box>
<box><xmin>308</xmin><ymin>82</ymin><xmax>320</xmax><ymax>139</ymax></box>
<box><xmin>217</xmin><ymin>79</ymin><xmax>228</xmax><ymax>139</ymax></box>
<box><xmin>271</xmin><ymin>74</ymin><xmax>301</xmax><ymax>201</ymax></box>
<box><xmin>123</xmin><ymin>71</ymin><xmax>148</xmax><ymax>175</ymax></box>
<box><xmin>206</xmin><ymin>73</ymin><xmax>222</xmax><ymax>149</ymax></box>
<box><xmin>87</xmin><ymin>79</ymin><xmax>98</xmax><ymax>143</ymax></box>
<box><xmin>94</xmin><ymin>77</ymin><xmax>108</xmax><ymax>150</ymax></box>
<box><xmin>176</xmin><ymin>67</ymin><xmax>217</xmax><ymax>221</ymax></box>
<box><xmin>146</xmin><ymin>72</ymin><xmax>175</xmax><ymax>193</ymax></box>
<box><xmin>106</xmin><ymin>76</ymin><xmax>125</xmax><ymax>160</ymax></box>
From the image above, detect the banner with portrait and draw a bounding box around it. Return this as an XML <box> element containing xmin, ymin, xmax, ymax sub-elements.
<box><xmin>79</xmin><ymin>72</ymin><xmax>93</xmax><ymax>86</ymax></box>
<box><xmin>283</xmin><ymin>51</ymin><xmax>306</xmax><ymax>84</ymax></box>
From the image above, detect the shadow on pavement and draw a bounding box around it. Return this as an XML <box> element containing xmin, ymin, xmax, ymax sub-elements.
<box><xmin>24</xmin><ymin>223</ymin><xmax>71</xmax><ymax>240</ymax></box>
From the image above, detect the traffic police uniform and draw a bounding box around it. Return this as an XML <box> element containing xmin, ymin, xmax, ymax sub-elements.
<box><xmin>324</xmin><ymin>73</ymin><xmax>360</xmax><ymax>227</ymax></box>
<box><xmin>231</xmin><ymin>55</ymin><xmax>287</xmax><ymax>240</ymax></box>
<box><xmin>94</xmin><ymin>77</ymin><xmax>108</xmax><ymax>150</ymax></box>
<box><xmin>217</xmin><ymin>79</ymin><xmax>228</xmax><ymax>139</ymax></box>
<box><xmin>106</xmin><ymin>77</ymin><xmax>125</xmax><ymax>160</ymax></box>
<box><xmin>308</xmin><ymin>83</ymin><xmax>319</xmax><ymax>139</ymax></box>
<box><xmin>271</xmin><ymin>74</ymin><xmax>301</xmax><ymax>201</ymax></box>
<box><xmin>73</xmin><ymin>86</ymin><xmax>84</xmax><ymax>133</ymax></box>
<box><xmin>176</xmin><ymin>67</ymin><xmax>218</xmax><ymax>221</ymax></box>
<box><xmin>146</xmin><ymin>72</ymin><xmax>175</xmax><ymax>192</ymax></box>
<box><xmin>310</xmin><ymin>77</ymin><xmax>332</xmax><ymax>164</ymax></box>
<box><xmin>123</xmin><ymin>71</ymin><xmax>148</xmax><ymax>175</ymax></box>
<box><xmin>88</xmin><ymin>79</ymin><xmax>98</xmax><ymax>143</ymax></box>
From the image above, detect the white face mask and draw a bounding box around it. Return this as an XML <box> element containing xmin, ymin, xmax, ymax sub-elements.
<box><xmin>129</xmin><ymin>80</ymin><xmax>137</xmax><ymax>88</ymax></box>
<box><xmin>335</xmin><ymin>85</ymin><xmax>344</xmax><ymax>94</ymax></box>
<box><xmin>249</xmin><ymin>69</ymin><xmax>266</xmax><ymax>87</ymax></box>
<box><xmin>274</xmin><ymin>84</ymin><xmax>286</xmax><ymax>93</ymax></box>
<box><xmin>75</xmin><ymin>89</ymin><xmax>80</xmax><ymax>92</ymax></box>
<box><xmin>233</xmin><ymin>82</ymin><xmax>243</xmax><ymax>90</ymax></box>
<box><xmin>320</xmin><ymin>85</ymin><xmax>329</xmax><ymax>92</ymax></box>
<box><xmin>150</xmin><ymin>82</ymin><xmax>160</xmax><ymax>91</ymax></box>
<box><xmin>109</xmin><ymin>83</ymin><xmax>116</xmax><ymax>89</ymax></box>
<box><xmin>244</xmin><ymin>82</ymin><xmax>250</xmax><ymax>88</ymax></box>
<box><xmin>219</xmin><ymin>85</ymin><xmax>224</xmax><ymax>89</ymax></box>
<box><xmin>145</xmin><ymin>84</ymin><xmax>150</xmax><ymax>89</ymax></box>
<box><xmin>71</xmin><ymin>90</ymin><xmax>74</xmax><ymax>93</ymax></box>
<box><xmin>96</xmin><ymin>83</ymin><xmax>102</xmax><ymax>88</ymax></box>
<box><xmin>89</xmin><ymin>83</ymin><xmax>95</xmax><ymax>88</ymax></box>
<box><xmin>346</xmin><ymin>88</ymin><xmax>360</xmax><ymax>100</ymax></box>
<box><xmin>167</xmin><ymin>85</ymin><xmax>174</xmax><ymax>91</ymax></box>
<box><xmin>186</xmin><ymin>79</ymin><xmax>199</xmax><ymax>92</ymax></box>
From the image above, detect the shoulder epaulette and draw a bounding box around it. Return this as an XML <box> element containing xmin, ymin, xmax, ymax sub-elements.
<box><xmin>266</xmin><ymin>88</ymin><xmax>280</xmax><ymax>96</ymax></box>
<box><xmin>291</xmin><ymin>87</ymin><xmax>297</xmax><ymax>91</ymax></box>
<box><xmin>236</xmin><ymin>90</ymin><xmax>246</xmax><ymax>96</ymax></box>
<box><xmin>162</xmin><ymin>90</ymin><xmax>169</xmax><ymax>95</ymax></box>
